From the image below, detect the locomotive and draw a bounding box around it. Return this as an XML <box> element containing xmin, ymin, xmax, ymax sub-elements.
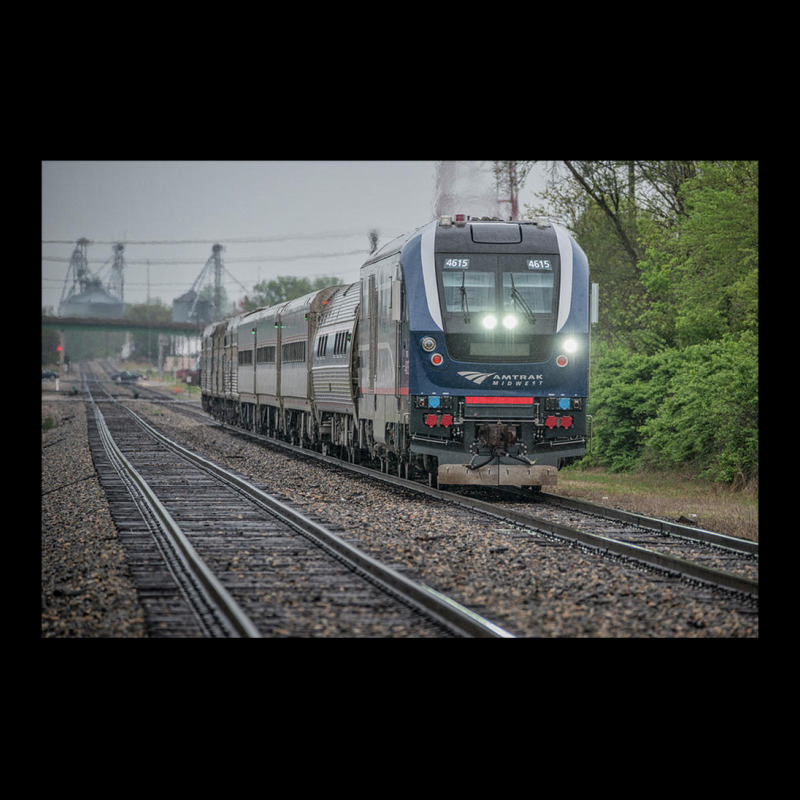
<box><xmin>201</xmin><ymin>215</ymin><xmax>595</xmax><ymax>488</ymax></box>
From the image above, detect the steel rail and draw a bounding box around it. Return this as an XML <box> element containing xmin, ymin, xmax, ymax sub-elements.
<box><xmin>85</xmin><ymin>380</ymin><xmax>262</xmax><ymax>638</ymax></box>
<box><xmin>538</xmin><ymin>491</ymin><xmax>758</xmax><ymax>555</ymax></box>
<box><xmin>119</xmin><ymin>406</ymin><xmax>515</xmax><ymax>639</ymax></box>
<box><xmin>459</xmin><ymin>492</ymin><xmax>759</xmax><ymax>596</ymax></box>
<box><xmin>220</xmin><ymin>426</ymin><xmax>758</xmax><ymax>598</ymax></box>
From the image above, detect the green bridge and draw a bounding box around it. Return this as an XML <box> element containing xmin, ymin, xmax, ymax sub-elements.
<box><xmin>42</xmin><ymin>315</ymin><xmax>207</xmax><ymax>335</ymax></box>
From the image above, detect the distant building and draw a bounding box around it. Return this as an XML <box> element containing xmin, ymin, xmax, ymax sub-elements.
<box><xmin>173</xmin><ymin>290</ymin><xmax>211</xmax><ymax>324</ymax></box>
<box><xmin>59</xmin><ymin>278</ymin><xmax>123</xmax><ymax>319</ymax></box>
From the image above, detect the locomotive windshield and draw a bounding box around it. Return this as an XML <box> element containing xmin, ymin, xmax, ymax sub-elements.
<box><xmin>437</xmin><ymin>253</ymin><xmax>559</xmax><ymax>362</ymax></box>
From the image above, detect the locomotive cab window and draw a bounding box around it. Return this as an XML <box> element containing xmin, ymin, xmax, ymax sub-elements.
<box><xmin>437</xmin><ymin>253</ymin><xmax>559</xmax><ymax>362</ymax></box>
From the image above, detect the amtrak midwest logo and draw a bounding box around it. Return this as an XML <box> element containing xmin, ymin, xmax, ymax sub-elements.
<box><xmin>458</xmin><ymin>371</ymin><xmax>545</xmax><ymax>387</ymax></box>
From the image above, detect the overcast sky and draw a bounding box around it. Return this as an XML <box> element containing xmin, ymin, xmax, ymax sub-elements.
<box><xmin>41</xmin><ymin>161</ymin><xmax>550</xmax><ymax>313</ymax></box>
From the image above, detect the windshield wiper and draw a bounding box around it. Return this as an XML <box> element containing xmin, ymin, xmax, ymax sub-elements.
<box><xmin>460</xmin><ymin>270</ymin><xmax>471</xmax><ymax>323</ymax></box>
<box><xmin>509</xmin><ymin>274</ymin><xmax>536</xmax><ymax>324</ymax></box>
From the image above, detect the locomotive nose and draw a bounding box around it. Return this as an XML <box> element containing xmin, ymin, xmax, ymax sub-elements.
<box><xmin>478</xmin><ymin>423</ymin><xmax>517</xmax><ymax>452</ymax></box>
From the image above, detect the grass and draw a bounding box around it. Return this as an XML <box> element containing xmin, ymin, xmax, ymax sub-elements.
<box><xmin>158</xmin><ymin>380</ymin><xmax>202</xmax><ymax>401</ymax></box>
<box><xmin>553</xmin><ymin>466</ymin><xmax>759</xmax><ymax>542</ymax></box>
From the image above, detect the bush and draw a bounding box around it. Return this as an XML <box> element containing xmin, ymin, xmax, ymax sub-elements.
<box><xmin>586</xmin><ymin>332</ymin><xmax>757</xmax><ymax>484</ymax></box>
<box><xmin>639</xmin><ymin>332</ymin><xmax>758</xmax><ymax>484</ymax></box>
<box><xmin>585</xmin><ymin>344</ymin><xmax>672</xmax><ymax>472</ymax></box>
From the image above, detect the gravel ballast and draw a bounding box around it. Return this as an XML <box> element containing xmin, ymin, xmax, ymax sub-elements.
<box><xmin>42</xmin><ymin>397</ymin><xmax>147</xmax><ymax>638</ymax></box>
<box><xmin>41</xmin><ymin>391</ymin><xmax>758</xmax><ymax>638</ymax></box>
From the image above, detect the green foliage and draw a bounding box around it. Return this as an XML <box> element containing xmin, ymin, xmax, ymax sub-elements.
<box><xmin>637</xmin><ymin>161</ymin><xmax>758</xmax><ymax>349</ymax></box>
<box><xmin>539</xmin><ymin>160</ymin><xmax>759</xmax><ymax>485</ymax></box>
<box><xmin>125</xmin><ymin>299</ymin><xmax>172</xmax><ymax>326</ymax></box>
<box><xmin>243</xmin><ymin>275</ymin><xmax>341</xmax><ymax>311</ymax></box>
<box><xmin>585</xmin><ymin>332</ymin><xmax>758</xmax><ymax>483</ymax></box>
<box><xmin>42</xmin><ymin>326</ymin><xmax>61</xmax><ymax>366</ymax></box>
<box><xmin>586</xmin><ymin>332</ymin><xmax>758</xmax><ymax>484</ymax></box>
<box><xmin>585</xmin><ymin>342</ymin><xmax>674</xmax><ymax>472</ymax></box>
<box><xmin>639</xmin><ymin>332</ymin><xmax>758</xmax><ymax>483</ymax></box>
<box><xmin>573</xmin><ymin>204</ymin><xmax>649</xmax><ymax>347</ymax></box>
<box><xmin>124</xmin><ymin>300</ymin><xmax>172</xmax><ymax>365</ymax></box>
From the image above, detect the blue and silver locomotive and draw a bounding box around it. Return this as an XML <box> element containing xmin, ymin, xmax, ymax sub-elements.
<box><xmin>201</xmin><ymin>215</ymin><xmax>595</xmax><ymax>488</ymax></box>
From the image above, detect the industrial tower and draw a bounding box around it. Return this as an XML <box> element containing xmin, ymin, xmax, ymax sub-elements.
<box><xmin>58</xmin><ymin>238</ymin><xmax>124</xmax><ymax>318</ymax></box>
<box><xmin>433</xmin><ymin>160</ymin><xmax>529</xmax><ymax>220</ymax></box>
<box><xmin>172</xmin><ymin>243</ymin><xmax>225</xmax><ymax>324</ymax></box>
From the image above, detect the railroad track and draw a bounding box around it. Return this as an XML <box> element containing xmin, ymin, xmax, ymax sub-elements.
<box><xmin>450</xmin><ymin>487</ymin><xmax>757</xmax><ymax>596</ymax></box>
<box><xmin>82</xmin><ymin>369</ymin><xmax>512</xmax><ymax>638</ymax></box>
<box><xmin>108</xmin><ymin>365</ymin><xmax>756</xmax><ymax>601</ymax></box>
<box><xmin>206</xmin><ymin>414</ymin><xmax>758</xmax><ymax>600</ymax></box>
<box><xmin>78</xmin><ymin>363</ymin><xmax>757</xmax><ymax>635</ymax></box>
<box><xmin>507</xmin><ymin>489</ymin><xmax>757</xmax><ymax>583</ymax></box>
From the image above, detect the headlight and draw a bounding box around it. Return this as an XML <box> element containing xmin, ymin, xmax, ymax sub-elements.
<box><xmin>482</xmin><ymin>314</ymin><xmax>497</xmax><ymax>330</ymax></box>
<box><xmin>563</xmin><ymin>338</ymin><xmax>578</xmax><ymax>353</ymax></box>
<box><xmin>502</xmin><ymin>314</ymin><xmax>518</xmax><ymax>329</ymax></box>
<box><xmin>421</xmin><ymin>336</ymin><xmax>437</xmax><ymax>352</ymax></box>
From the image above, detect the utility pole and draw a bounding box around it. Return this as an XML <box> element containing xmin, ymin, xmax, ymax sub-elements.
<box><xmin>212</xmin><ymin>243</ymin><xmax>223</xmax><ymax>320</ymax></box>
<box><xmin>108</xmin><ymin>243</ymin><xmax>125</xmax><ymax>305</ymax></box>
<box><xmin>494</xmin><ymin>161</ymin><xmax>533</xmax><ymax>219</ymax></box>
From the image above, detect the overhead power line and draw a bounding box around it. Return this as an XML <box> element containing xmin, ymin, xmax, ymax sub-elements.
<box><xmin>42</xmin><ymin>249</ymin><xmax>369</xmax><ymax>265</ymax></box>
<box><xmin>41</xmin><ymin>230</ymin><xmax>371</xmax><ymax>246</ymax></box>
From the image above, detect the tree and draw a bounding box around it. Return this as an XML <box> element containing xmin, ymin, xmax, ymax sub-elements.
<box><xmin>241</xmin><ymin>275</ymin><xmax>341</xmax><ymax>312</ymax></box>
<box><xmin>124</xmin><ymin>300</ymin><xmax>172</xmax><ymax>364</ymax></box>
<box><xmin>561</xmin><ymin>160</ymin><xmax>643</xmax><ymax>265</ymax></box>
<box><xmin>526</xmin><ymin>160</ymin><xmax>734</xmax><ymax>352</ymax></box>
<box><xmin>637</xmin><ymin>161</ymin><xmax>758</xmax><ymax>348</ymax></box>
<box><xmin>529</xmin><ymin>160</ymin><xmax>759</xmax><ymax>484</ymax></box>
<box><xmin>529</xmin><ymin>163</ymin><xmax>651</xmax><ymax>349</ymax></box>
